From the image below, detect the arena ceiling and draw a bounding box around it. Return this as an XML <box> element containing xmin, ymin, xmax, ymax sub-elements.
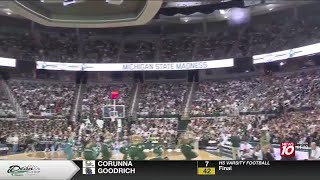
<box><xmin>0</xmin><ymin>0</ymin><xmax>162</xmax><ymax>28</ymax></box>
<box><xmin>157</xmin><ymin>1</ymin><xmax>312</xmax><ymax>24</ymax></box>
<box><xmin>0</xmin><ymin>0</ymin><xmax>315</xmax><ymax>28</ymax></box>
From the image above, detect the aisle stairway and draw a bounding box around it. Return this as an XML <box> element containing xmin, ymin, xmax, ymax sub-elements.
<box><xmin>129</xmin><ymin>83</ymin><xmax>140</xmax><ymax>118</ymax></box>
<box><xmin>177</xmin><ymin>119</ymin><xmax>190</xmax><ymax>133</ymax></box>
<box><xmin>0</xmin><ymin>79</ymin><xmax>26</xmax><ymax>119</ymax></box>
<box><xmin>181</xmin><ymin>81</ymin><xmax>195</xmax><ymax>120</ymax></box>
<box><xmin>71</xmin><ymin>83</ymin><xmax>85</xmax><ymax>122</ymax></box>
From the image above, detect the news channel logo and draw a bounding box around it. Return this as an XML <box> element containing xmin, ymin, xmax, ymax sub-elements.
<box><xmin>82</xmin><ymin>161</ymin><xmax>95</xmax><ymax>175</ymax></box>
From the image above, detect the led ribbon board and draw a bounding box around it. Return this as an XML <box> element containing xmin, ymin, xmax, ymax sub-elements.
<box><xmin>253</xmin><ymin>42</ymin><xmax>320</xmax><ymax>64</ymax></box>
<box><xmin>0</xmin><ymin>57</ymin><xmax>16</xmax><ymax>67</ymax></box>
<box><xmin>36</xmin><ymin>58</ymin><xmax>234</xmax><ymax>71</ymax></box>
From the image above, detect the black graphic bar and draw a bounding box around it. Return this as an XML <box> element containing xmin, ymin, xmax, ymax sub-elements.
<box><xmin>72</xmin><ymin>161</ymin><xmax>320</xmax><ymax>180</ymax></box>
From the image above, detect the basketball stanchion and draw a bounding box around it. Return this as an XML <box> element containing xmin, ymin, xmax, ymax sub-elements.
<box><xmin>111</xmin><ymin>114</ymin><xmax>121</xmax><ymax>140</ymax></box>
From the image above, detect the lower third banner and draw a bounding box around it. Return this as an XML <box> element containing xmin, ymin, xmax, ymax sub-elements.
<box><xmin>71</xmin><ymin>160</ymin><xmax>319</xmax><ymax>180</ymax></box>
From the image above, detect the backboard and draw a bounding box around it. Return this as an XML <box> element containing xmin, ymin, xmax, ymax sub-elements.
<box><xmin>103</xmin><ymin>105</ymin><xmax>125</xmax><ymax>119</ymax></box>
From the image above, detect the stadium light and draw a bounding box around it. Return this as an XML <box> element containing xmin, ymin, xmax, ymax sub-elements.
<box><xmin>180</xmin><ymin>17</ymin><xmax>190</xmax><ymax>23</ymax></box>
<box><xmin>267</xmin><ymin>4</ymin><xmax>274</xmax><ymax>11</ymax></box>
<box><xmin>3</xmin><ymin>8</ymin><xmax>13</xmax><ymax>15</ymax></box>
<box><xmin>63</xmin><ymin>0</ymin><xmax>77</xmax><ymax>6</ymax></box>
<box><xmin>219</xmin><ymin>10</ymin><xmax>226</xmax><ymax>15</ymax></box>
<box><xmin>106</xmin><ymin>0</ymin><xmax>123</xmax><ymax>5</ymax></box>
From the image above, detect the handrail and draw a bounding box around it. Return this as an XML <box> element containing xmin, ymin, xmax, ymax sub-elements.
<box><xmin>72</xmin><ymin>83</ymin><xmax>82</xmax><ymax>121</ymax></box>
<box><xmin>0</xmin><ymin>79</ymin><xmax>26</xmax><ymax>119</ymax></box>
<box><xmin>130</xmin><ymin>83</ymin><xmax>139</xmax><ymax>116</ymax></box>
<box><xmin>183</xmin><ymin>81</ymin><xmax>195</xmax><ymax>117</ymax></box>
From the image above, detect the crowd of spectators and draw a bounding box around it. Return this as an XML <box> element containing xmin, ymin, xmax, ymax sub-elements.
<box><xmin>0</xmin><ymin>32</ymin><xmax>40</xmax><ymax>61</ymax></box>
<box><xmin>196</xmin><ymin>29</ymin><xmax>240</xmax><ymax>60</ymax></box>
<box><xmin>266</xmin><ymin>111</ymin><xmax>320</xmax><ymax>146</ymax></box>
<box><xmin>138</xmin><ymin>82</ymin><xmax>189</xmax><ymax>117</ymax></box>
<box><xmin>130</xmin><ymin>119</ymin><xmax>178</xmax><ymax>145</ymax></box>
<box><xmin>1</xmin><ymin>70</ymin><xmax>320</xmax><ymax>160</ymax></box>
<box><xmin>268</xmin><ymin>15</ymin><xmax>320</xmax><ymax>53</ymax></box>
<box><xmin>9</xmin><ymin>80</ymin><xmax>76</xmax><ymax>119</ymax></box>
<box><xmin>160</xmin><ymin>35</ymin><xmax>197</xmax><ymax>62</ymax></box>
<box><xmin>191</xmin><ymin>78</ymin><xmax>260</xmax><ymax>116</ymax></box>
<box><xmin>244</xmin><ymin>70</ymin><xmax>320</xmax><ymax>113</ymax></box>
<box><xmin>82</xmin><ymin>37</ymin><xmax>120</xmax><ymax>63</ymax></box>
<box><xmin>189</xmin><ymin>110</ymin><xmax>320</xmax><ymax>160</ymax></box>
<box><xmin>0</xmin><ymin>119</ymin><xmax>69</xmax><ymax>153</ymax></box>
<box><xmin>39</xmin><ymin>32</ymin><xmax>79</xmax><ymax>63</ymax></box>
<box><xmin>1</xmin><ymin>6</ymin><xmax>320</xmax><ymax>63</ymax></box>
<box><xmin>120</xmin><ymin>40</ymin><xmax>156</xmax><ymax>63</ymax></box>
<box><xmin>189</xmin><ymin>115</ymin><xmax>259</xmax><ymax>146</ymax></box>
<box><xmin>234</xmin><ymin>13</ymin><xmax>286</xmax><ymax>57</ymax></box>
<box><xmin>0</xmin><ymin>115</ymin><xmax>179</xmax><ymax>154</ymax></box>
<box><xmin>1</xmin><ymin>5</ymin><xmax>320</xmax><ymax>160</ymax></box>
<box><xmin>189</xmin><ymin>68</ymin><xmax>320</xmax><ymax>116</ymax></box>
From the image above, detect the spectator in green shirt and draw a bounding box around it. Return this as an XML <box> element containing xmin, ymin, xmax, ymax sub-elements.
<box><xmin>229</xmin><ymin>132</ymin><xmax>241</xmax><ymax>160</ymax></box>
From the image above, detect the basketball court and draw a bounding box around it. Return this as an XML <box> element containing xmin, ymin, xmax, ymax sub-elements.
<box><xmin>0</xmin><ymin>150</ymin><xmax>222</xmax><ymax>160</ymax></box>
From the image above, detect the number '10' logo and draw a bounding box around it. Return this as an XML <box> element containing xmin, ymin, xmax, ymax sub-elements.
<box><xmin>280</xmin><ymin>142</ymin><xmax>295</xmax><ymax>157</ymax></box>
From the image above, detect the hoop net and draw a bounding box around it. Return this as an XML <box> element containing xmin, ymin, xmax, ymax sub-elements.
<box><xmin>111</xmin><ymin>115</ymin><xmax>118</xmax><ymax>122</ymax></box>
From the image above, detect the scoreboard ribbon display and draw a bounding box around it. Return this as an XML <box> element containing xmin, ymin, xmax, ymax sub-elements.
<box><xmin>197</xmin><ymin>161</ymin><xmax>215</xmax><ymax>175</ymax></box>
<box><xmin>71</xmin><ymin>160</ymin><xmax>319</xmax><ymax>180</ymax></box>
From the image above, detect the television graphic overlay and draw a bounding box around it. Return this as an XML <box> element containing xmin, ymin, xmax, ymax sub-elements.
<box><xmin>280</xmin><ymin>142</ymin><xmax>296</xmax><ymax>157</ymax></box>
<box><xmin>83</xmin><ymin>161</ymin><xmax>95</xmax><ymax>175</ymax></box>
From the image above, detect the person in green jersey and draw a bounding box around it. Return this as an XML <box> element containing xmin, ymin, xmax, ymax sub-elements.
<box><xmin>229</xmin><ymin>132</ymin><xmax>241</xmax><ymax>160</ymax></box>
<box><xmin>181</xmin><ymin>143</ymin><xmax>198</xmax><ymax>160</ymax></box>
<box><xmin>127</xmin><ymin>135</ymin><xmax>146</xmax><ymax>160</ymax></box>
<box><xmin>84</xmin><ymin>138</ymin><xmax>100</xmax><ymax>160</ymax></box>
<box><xmin>64</xmin><ymin>133</ymin><xmax>75</xmax><ymax>160</ymax></box>
<box><xmin>101</xmin><ymin>142</ymin><xmax>112</xmax><ymax>160</ymax></box>
<box><xmin>150</xmin><ymin>144</ymin><xmax>164</xmax><ymax>160</ymax></box>
<box><xmin>119</xmin><ymin>144</ymin><xmax>130</xmax><ymax>160</ymax></box>
<box><xmin>101</xmin><ymin>133</ymin><xmax>113</xmax><ymax>160</ymax></box>
<box><xmin>179</xmin><ymin>133</ymin><xmax>198</xmax><ymax>160</ymax></box>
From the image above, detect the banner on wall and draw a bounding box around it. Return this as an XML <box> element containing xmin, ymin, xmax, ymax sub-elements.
<box><xmin>36</xmin><ymin>58</ymin><xmax>234</xmax><ymax>71</ymax></box>
<box><xmin>0</xmin><ymin>57</ymin><xmax>16</xmax><ymax>67</ymax></box>
<box><xmin>253</xmin><ymin>42</ymin><xmax>320</xmax><ymax>64</ymax></box>
<box><xmin>35</xmin><ymin>42</ymin><xmax>320</xmax><ymax>71</ymax></box>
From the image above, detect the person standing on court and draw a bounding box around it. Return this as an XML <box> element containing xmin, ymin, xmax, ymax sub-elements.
<box><xmin>12</xmin><ymin>134</ymin><xmax>19</xmax><ymax>154</ymax></box>
<box><xmin>229</xmin><ymin>132</ymin><xmax>241</xmax><ymax>160</ymax></box>
<box><xmin>260</xmin><ymin>127</ymin><xmax>270</xmax><ymax>151</ymax></box>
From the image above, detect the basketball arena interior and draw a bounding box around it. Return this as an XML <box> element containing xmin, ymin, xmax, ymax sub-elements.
<box><xmin>0</xmin><ymin>0</ymin><xmax>319</xmax><ymax>161</ymax></box>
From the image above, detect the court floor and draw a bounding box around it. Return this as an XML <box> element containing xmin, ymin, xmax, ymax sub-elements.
<box><xmin>0</xmin><ymin>150</ymin><xmax>222</xmax><ymax>160</ymax></box>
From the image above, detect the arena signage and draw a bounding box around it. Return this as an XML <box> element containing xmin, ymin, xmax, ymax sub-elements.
<box><xmin>0</xmin><ymin>57</ymin><xmax>16</xmax><ymax>67</ymax></box>
<box><xmin>253</xmin><ymin>42</ymin><xmax>320</xmax><ymax>64</ymax></box>
<box><xmin>36</xmin><ymin>58</ymin><xmax>234</xmax><ymax>71</ymax></box>
<box><xmin>253</xmin><ymin>49</ymin><xmax>290</xmax><ymax>64</ymax></box>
